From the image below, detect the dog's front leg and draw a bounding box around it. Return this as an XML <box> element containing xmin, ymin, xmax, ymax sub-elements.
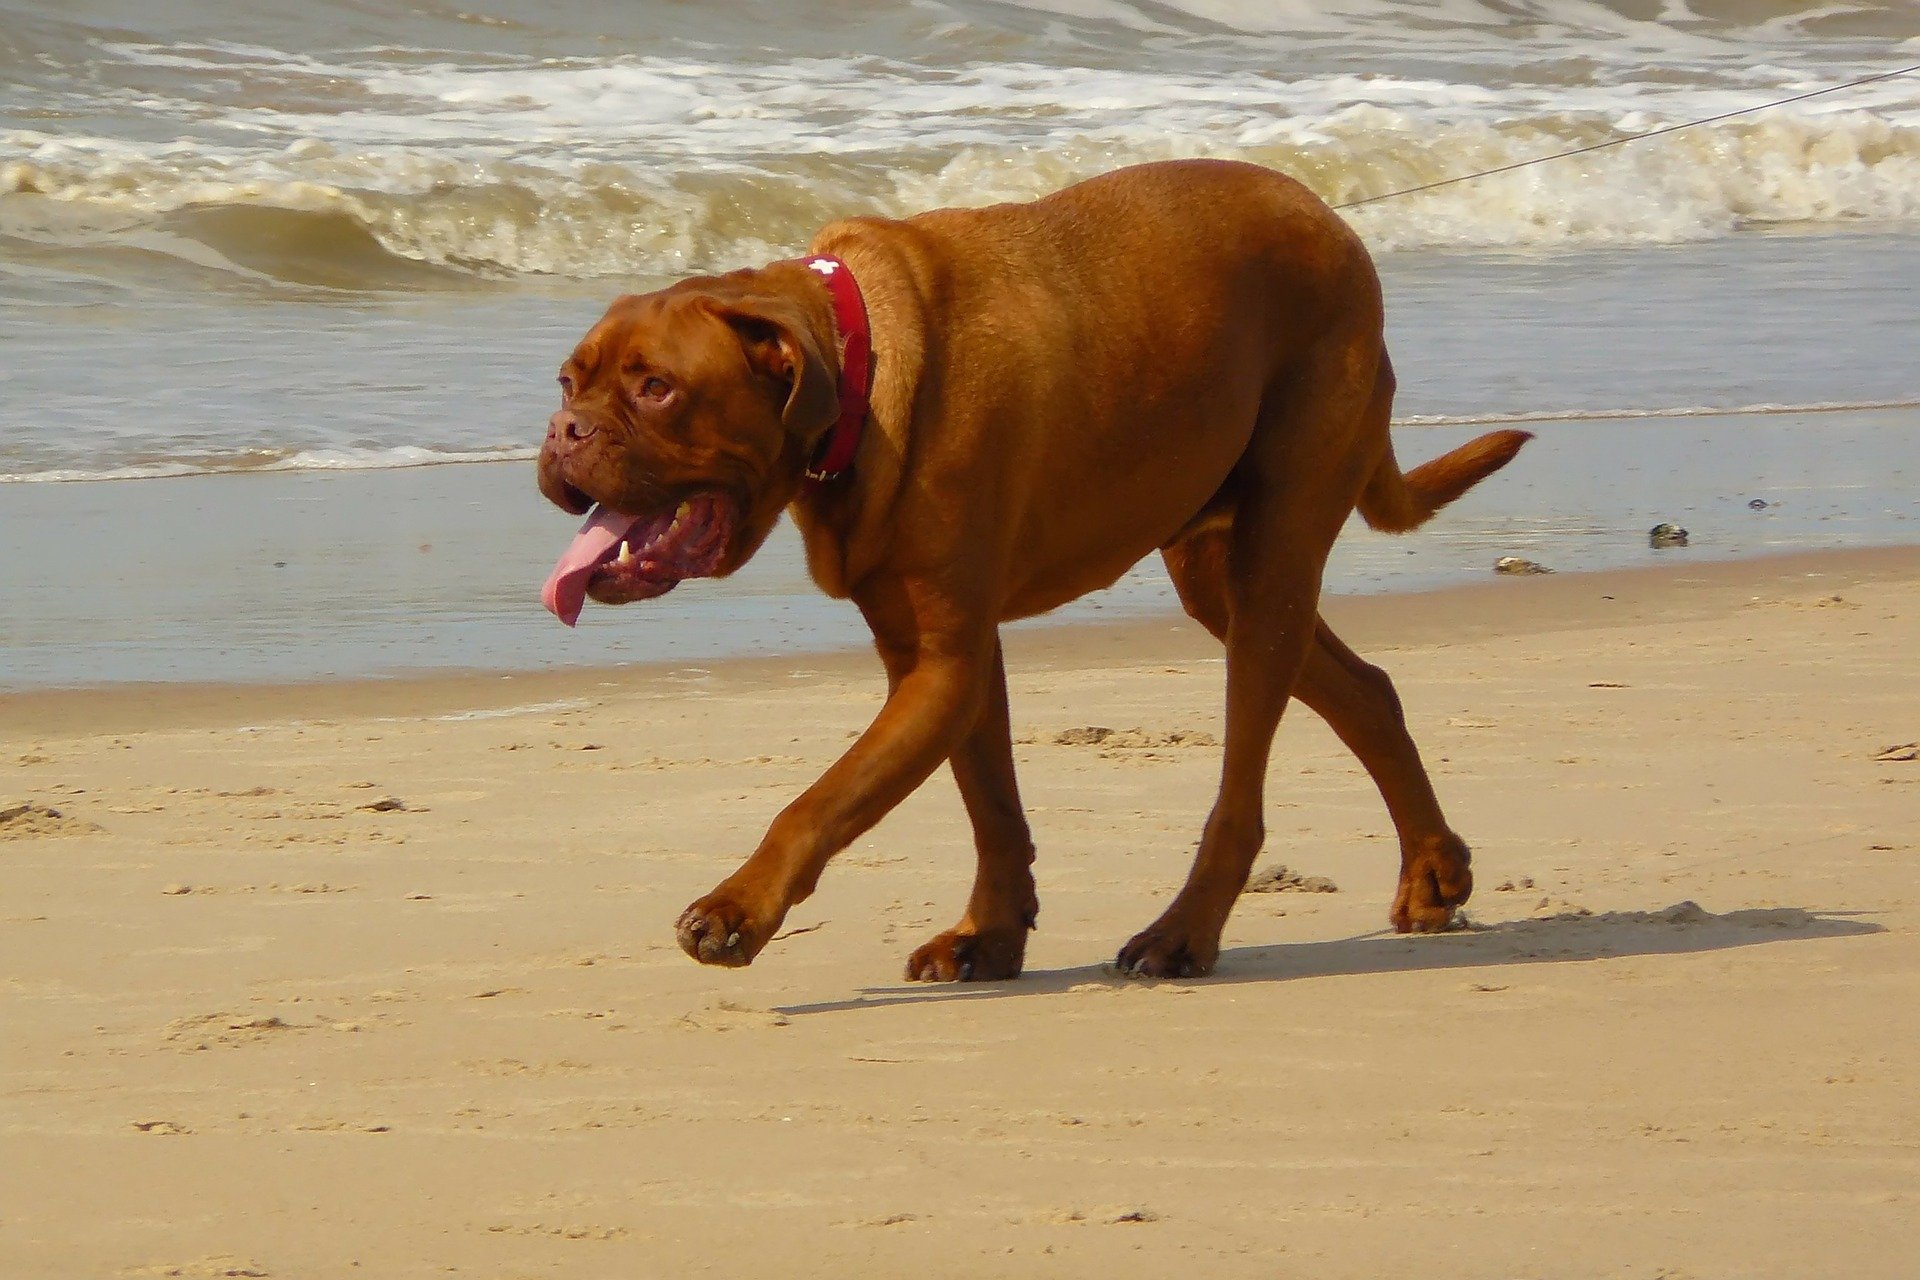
<box><xmin>675</xmin><ymin>635</ymin><xmax>991</xmax><ymax>968</ymax></box>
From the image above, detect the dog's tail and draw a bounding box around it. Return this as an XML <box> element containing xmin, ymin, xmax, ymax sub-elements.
<box><xmin>1356</xmin><ymin>428</ymin><xmax>1532</xmax><ymax>534</ymax></box>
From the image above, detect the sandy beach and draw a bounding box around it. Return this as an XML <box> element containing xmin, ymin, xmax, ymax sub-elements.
<box><xmin>2</xmin><ymin>546</ymin><xmax>1916</xmax><ymax>1278</ymax></box>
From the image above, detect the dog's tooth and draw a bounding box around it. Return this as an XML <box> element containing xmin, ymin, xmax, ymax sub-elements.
<box><xmin>616</xmin><ymin>540</ymin><xmax>633</xmax><ymax>566</ymax></box>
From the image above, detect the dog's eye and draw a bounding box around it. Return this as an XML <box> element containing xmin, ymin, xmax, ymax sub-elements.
<box><xmin>637</xmin><ymin>376</ymin><xmax>674</xmax><ymax>404</ymax></box>
<box><xmin>557</xmin><ymin>375</ymin><xmax>574</xmax><ymax>404</ymax></box>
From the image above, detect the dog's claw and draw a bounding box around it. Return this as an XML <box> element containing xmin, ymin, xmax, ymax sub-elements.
<box><xmin>675</xmin><ymin>894</ymin><xmax>771</xmax><ymax>968</ymax></box>
<box><xmin>1391</xmin><ymin>832</ymin><xmax>1474</xmax><ymax>934</ymax></box>
<box><xmin>904</xmin><ymin>926</ymin><xmax>1027</xmax><ymax>983</ymax></box>
<box><xmin>1116</xmin><ymin>918</ymin><xmax>1214</xmax><ymax>980</ymax></box>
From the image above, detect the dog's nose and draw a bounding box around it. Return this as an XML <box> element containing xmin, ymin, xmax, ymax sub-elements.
<box><xmin>549</xmin><ymin>409</ymin><xmax>596</xmax><ymax>444</ymax></box>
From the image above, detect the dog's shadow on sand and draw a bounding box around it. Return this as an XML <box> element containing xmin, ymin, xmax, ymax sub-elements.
<box><xmin>777</xmin><ymin>903</ymin><xmax>1884</xmax><ymax>1017</ymax></box>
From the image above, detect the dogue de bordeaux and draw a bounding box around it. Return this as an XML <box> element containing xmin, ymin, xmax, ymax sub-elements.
<box><xmin>537</xmin><ymin>158</ymin><xmax>1529</xmax><ymax>981</ymax></box>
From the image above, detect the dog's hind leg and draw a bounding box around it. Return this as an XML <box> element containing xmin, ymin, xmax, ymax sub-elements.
<box><xmin>1161</xmin><ymin>348</ymin><xmax>1477</xmax><ymax>938</ymax></box>
<box><xmin>1167</xmin><ymin>527</ymin><xmax>1472</xmax><ymax>933</ymax></box>
<box><xmin>1117</xmin><ymin>340</ymin><xmax>1382</xmax><ymax>978</ymax></box>
<box><xmin>906</xmin><ymin>634</ymin><xmax>1039</xmax><ymax>981</ymax></box>
<box><xmin>1301</xmin><ymin>622</ymin><xmax>1473</xmax><ymax>931</ymax></box>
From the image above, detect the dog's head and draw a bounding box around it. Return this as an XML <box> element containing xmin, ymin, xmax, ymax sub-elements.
<box><xmin>536</xmin><ymin>267</ymin><xmax>840</xmax><ymax>625</ymax></box>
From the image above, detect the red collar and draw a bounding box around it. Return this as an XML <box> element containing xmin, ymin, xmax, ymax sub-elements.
<box><xmin>800</xmin><ymin>254</ymin><xmax>870</xmax><ymax>483</ymax></box>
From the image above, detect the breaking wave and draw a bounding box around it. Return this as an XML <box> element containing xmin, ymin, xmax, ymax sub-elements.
<box><xmin>6</xmin><ymin>106</ymin><xmax>1918</xmax><ymax>288</ymax></box>
<box><xmin>4</xmin><ymin>0</ymin><xmax>1918</xmax><ymax>291</ymax></box>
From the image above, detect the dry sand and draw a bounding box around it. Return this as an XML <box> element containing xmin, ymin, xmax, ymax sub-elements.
<box><xmin>3</xmin><ymin>548</ymin><xmax>1917</xmax><ymax>1279</ymax></box>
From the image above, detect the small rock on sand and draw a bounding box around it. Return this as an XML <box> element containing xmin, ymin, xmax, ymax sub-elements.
<box><xmin>131</xmin><ymin>1119</ymin><xmax>190</xmax><ymax>1135</ymax></box>
<box><xmin>1494</xmin><ymin>556</ymin><xmax>1552</xmax><ymax>576</ymax></box>
<box><xmin>1052</xmin><ymin>726</ymin><xmax>1218</xmax><ymax>749</ymax></box>
<box><xmin>1244</xmin><ymin>864</ymin><xmax>1338</xmax><ymax>894</ymax></box>
<box><xmin>0</xmin><ymin>802</ymin><xmax>103</xmax><ymax>839</ymax></box>
<box><xmin>1649</xmin><ymin>522</ymin><xmax>1690</xmax><ymax>548</ymax></box>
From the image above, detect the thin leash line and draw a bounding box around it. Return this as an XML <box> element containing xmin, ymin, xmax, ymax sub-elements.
<box><xmin>1332</xmin><ymin>62</ymin><xmax>1920</xmax><ymax>211</ymax></box>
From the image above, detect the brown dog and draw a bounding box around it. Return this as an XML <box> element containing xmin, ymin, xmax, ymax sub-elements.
<box><xmin>537</xmin><ymin>159</ymin><xmax>1528</xmax><ymax>980</ymax></box>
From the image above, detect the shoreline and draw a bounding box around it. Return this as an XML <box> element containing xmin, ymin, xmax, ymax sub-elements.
<box><xmin>7</xmin><ymin>543</ymin><xmax>1916</xmax><ymax>737</ymax></box>
<box><xmin>8</xmin><ymin>393</ymin><xmax>1917</xmax><ymax>487</ymax></box>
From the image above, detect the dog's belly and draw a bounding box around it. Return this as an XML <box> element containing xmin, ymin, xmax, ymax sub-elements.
<box><xmin>997</xmin><ymin>553</ymin><xmax>1142</xmax><ymax>621</ymax></box>
<box><xmin>990</xmin><ymin>422</ymin><xmax>1248</xmax><ymax>621</ymax></box>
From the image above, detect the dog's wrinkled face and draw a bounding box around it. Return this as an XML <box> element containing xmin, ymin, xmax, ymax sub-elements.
<box><xmin>537</xmin><ymin>276</ymin><xmax>836</xmax><ymax>626</ymax></box>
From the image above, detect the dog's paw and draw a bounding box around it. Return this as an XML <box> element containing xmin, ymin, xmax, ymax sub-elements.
<box><xmin>1392</xmin><ymin>832</ymin><xmax>1473</xmax><ymax>933</ymax></box>
<box><xmin>675</xmin><ymin>893</ymin><xmax>775</xmax><ymax>967</ymax></box>
<box><xmin>1115</xmin><ymin>919</ymin><xmax>1219</xmax><ymax>979</ymax></box>
<box><xmin>905</xmin><ymin>927</ymin><xmax>1027</xmax><ymax>983</ymax></box>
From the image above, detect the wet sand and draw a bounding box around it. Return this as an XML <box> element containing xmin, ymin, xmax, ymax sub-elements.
<box><xmin>3</xmin><ymin>546</ymin><xmax>1918</xmax><ymax>1278</ymax></box>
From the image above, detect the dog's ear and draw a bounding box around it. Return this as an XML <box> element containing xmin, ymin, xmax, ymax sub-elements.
<box><xmin>708</xmin><ymin>297</ymin><xmax>839</xmax><ymax>442</ymax></box>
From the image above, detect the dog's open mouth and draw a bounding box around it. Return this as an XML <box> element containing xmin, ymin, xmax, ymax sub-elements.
<box><xmin>541</xmin><ymin>490</ymin><xmax>737</xmax><ymax>626</ymax></box>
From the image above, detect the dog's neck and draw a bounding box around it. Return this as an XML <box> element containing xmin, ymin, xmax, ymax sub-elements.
<box><xmin>799</xmin><ymin>254</ymin><xmax>871</xmax><ymax>484</ymax></box>
<box><xmin>785</xmin><ymin>229</ymin><xmax>923</xmax><ymax>602</ymax></box>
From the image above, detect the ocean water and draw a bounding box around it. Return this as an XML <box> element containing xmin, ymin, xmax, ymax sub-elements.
<box><xmin>1</xmin><ymin>0</ymin><xmax>1918</xmax><ymax>685</ymax></box>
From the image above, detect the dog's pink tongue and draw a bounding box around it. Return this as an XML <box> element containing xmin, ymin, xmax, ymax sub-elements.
<box><xmin>542</xmin><ymin>506</ymin><xmax>643</xmax><ymax>627</ymax></box>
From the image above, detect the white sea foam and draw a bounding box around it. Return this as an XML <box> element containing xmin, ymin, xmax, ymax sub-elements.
<box><xmin>0</xmin><ymin>445</ymin><xmax>539</xmax><ymax>485</ymax></box>
<box><xmin>1393</xmin><ymin>399</ymin><xmax>1920</xmax><ymax>427</ymax></box>
<box><xmin>987</xmin><ymin>0</ymin><xmax>1920</xmax><ymax>49</ymax></box>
